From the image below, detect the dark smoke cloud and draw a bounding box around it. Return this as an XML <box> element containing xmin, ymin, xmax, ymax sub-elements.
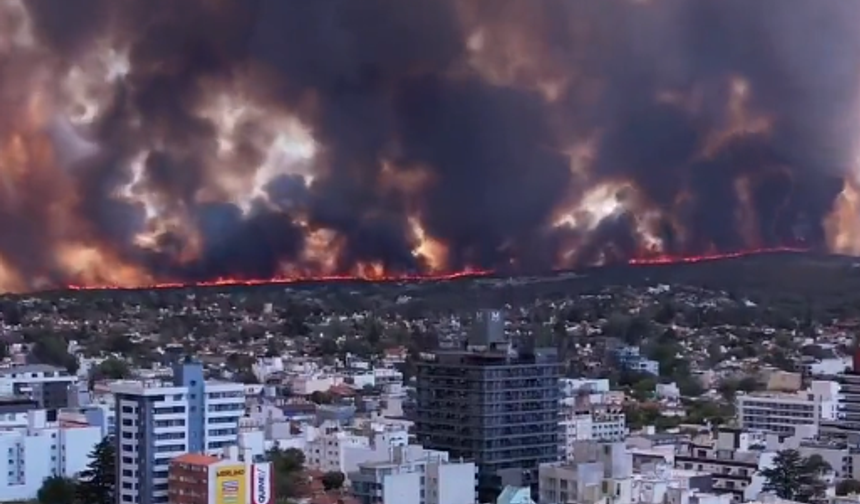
<box><xmin>2</xmin><ymin>0</ymin><xmax>859</xmax><ymax>289</ymax></box>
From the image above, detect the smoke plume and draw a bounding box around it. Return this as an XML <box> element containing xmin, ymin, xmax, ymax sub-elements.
<box><xmin>0</xmin><ymin>0</ymin><xmax>859</xmax><ymax>291</ymax></box>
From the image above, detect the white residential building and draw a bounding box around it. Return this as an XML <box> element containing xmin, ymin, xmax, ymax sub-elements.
<box><xmin>0</xmin><ymin>364</ymin><xmax>78</xmax><ymax>409</ymax></box>
<box><xmin>112</xmin><ymin>360</ymin><xmax>246</xmax><ymax>504</ymax></box>
<box><xmin>560</xmin><ymin>378</ymin><xmax>611</xmax><ymax>406</ymax></box>
<box><xmin>0</xmin><ymin>409</ymin><xmax>102</xmax><ymax>502</ymax></box>
<box><xmin>560</xmin><ymin>408</ymin><xmax>593</xmax><ymax>461</ymax></box>
<box><xmin>252</xmin><ymin>357</ymin><xmax>284</xmax><ymax>382</ymax></box>
<box><xmin>289</xmin><ymin>374</ymin><xmax>343</xmax><ymax>395</ymax></box>
<box><xmin>800</xmin><ymin>357</ymin><xmax>851</xmax><ymax>377</ymax></box>
<box><xmin>632</xmin><ymin>463</ymin><xmax>730</xmax><ymax>504</ymax></box>
<box><xmin>737</xmin><ymin>380</ymin><xmax>839</xmax><ymax>436</ymax></box>
<box><xmin>674</xmin><ymin>428</ymin><xmax>775</xmax><ymax>501</ymax></box>
<box><xmin>304</xmin><ymin>424</ymin><xmax>409</xmax><ymax>474</ymax></box>
<box><xmin>655</xmin><ymin>383</ymin><xmax>681</xmax><ymax>401</ymax></box>
<box><xmin>374</xmin><ymin>367</ymin><xmax>403</xmax><ymax>387</ymax></box>
<box><xmin>538</xmin><ymin>441</ymin><xmax>633</xmax><ymax>504</ymax></box>
<box><xmin>592</xmin><ymin>407</ymin><xmax>627</xmax><ymax>442</ymax></box>
<box><xmin>350</xmin><ymin>445</ymin><xmax>477</xmax><ymax>504</ymax></box>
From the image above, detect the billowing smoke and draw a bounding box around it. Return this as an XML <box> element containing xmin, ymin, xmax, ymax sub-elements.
<box><xmin>0</xmin><ymin>0</ymin><xmax>859</xmax><ymax>291</ymax></box>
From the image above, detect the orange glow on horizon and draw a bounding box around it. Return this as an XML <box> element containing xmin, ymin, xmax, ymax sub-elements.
<box><xmin>52</xmin><ymin>246</ymin><xmax>811</xmax><ymax>293</ymax></box>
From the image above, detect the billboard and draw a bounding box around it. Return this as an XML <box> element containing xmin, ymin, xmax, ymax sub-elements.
<box><xmin>251</xmin><ymin>463</ymin><xmax>273</xmax><ymax>504</ymax></box>
<box><xmin>214</xmin><ymin>465</ymin><xmax>246</xmax><ymax>504</ymax></box>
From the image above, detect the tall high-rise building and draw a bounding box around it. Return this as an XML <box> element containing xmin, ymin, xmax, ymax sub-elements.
<box><xmin>820</xmin><ymin>350</ymin><xmax>860</xmax><ymax>445</ymax></box>
<box><xmin>112</xmin><ymin>359</ymin><xmax>246</xmax><ymax>504</ymax></box>
<box><xmin>413</xmin><ymin>309</ymin><xmax>561</xmax><ymax>500</ymax></box>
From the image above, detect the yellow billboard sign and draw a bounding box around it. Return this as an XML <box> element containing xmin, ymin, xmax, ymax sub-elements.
<box><xmin>214</xmin><ymin>464</ymin><xmax>247</xmax><ymax>504</ymax></box>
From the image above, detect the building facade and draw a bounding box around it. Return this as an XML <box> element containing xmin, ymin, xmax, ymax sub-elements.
<box><xmin>673</xmin><ymin>428</ymin><xmax>769</xmax><ymax>501</ymax></box>
<box><xmin>303</xmin><ymin>426</ymin><xmax>409</xmax><ymax>474</ymax></box>
<box><xmin>167</xmin><ymin>453</ymin><xmax>273</xmax><ymax>504</ymax></box>
<box><xmin>414</xmin><ymin>310</ymin><xmax>560</xmax><ymax>499</ymax></box>
<box><xmin>113</xmin><ymin>360</ymin><xmax>246</xmax><ymax>504</ymax></box>
<box><xmin>736</xmin><ymin>380</ymin><xmax>839</xmax><ymax>436</ymax></box>
<box><xmin>0</xmin><ymin>409</ymin><xmax>102</xmax><ymax>502</ymax></box>
<box><xmin>349</xmin><ymin>446</ymin><xmax>476</xmax><ymax>504</ymax></box>
<box><xmin>538</xmin><ymin>441</ymin><xmax>634</xmax><ymax>504</ymax></box>
<box><xmin>0</xmin><ymin>364</ymin><xmax>77</xmax><ymax>410</ymax></box>
<box><xmin>613</xmin><ymin>347</ymin><xmax>660</xmax><ymax>376</ymax></box>
<box><xmin>821</xmin><ymin>350</ymin><xmax>860</xmax><ymax>443</ymax></box>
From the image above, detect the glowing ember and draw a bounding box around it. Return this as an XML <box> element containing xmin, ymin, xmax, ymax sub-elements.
<box><xmin>627</xmin><ymin>246</ymin><xmax>808</xmax><ymax>266</ymax></box>
<box><xmin>61</xmin><ymin>269</ymin><xmax>494</xmax><ymax>292</ymax></box>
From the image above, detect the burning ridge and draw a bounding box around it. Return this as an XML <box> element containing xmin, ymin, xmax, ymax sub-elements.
<box><xmin>0</xmin><ymin>1</ymin><xmax>859</xmax><ymax>292</ymax></box>
<box><xmin>60</xmin><ymin>246</ymin><xmax>807</xmax><ymax>293</ymax></box>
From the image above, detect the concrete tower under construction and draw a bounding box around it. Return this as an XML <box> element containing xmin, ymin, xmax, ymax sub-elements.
<box><xmin>413</xmin><ymin>309</ymin><xmax>561</xmax><ymax>500</ymax></box>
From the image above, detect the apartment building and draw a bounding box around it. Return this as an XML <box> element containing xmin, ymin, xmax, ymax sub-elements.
<box><xmin>414</xmin><ymin>309</ymin><xmax>560</xmax><ymax>498</ymax></box>
<box><xmin>538</xmin><ymin>441</ymin><xmax>633</xmax><ymax>504</ymax></box>
<box><xmin>112</xmin><ymin>359</ymin><xmax>246</xmax><ymax>504</ymax></box>
<box><xmin>0</xmin><ymin>408</ymin><xmax>102</xmax><ymax>502</ymax></box>
<box><xmin>591</xmin><ymin>407</ymin><xmax>628</xmax><ymax>442</ymax></box>
<box><xmin>631</xmin><ymin>463</ymin><xmax>724</xmax><ymax>504</ymax></box>
<box><xmin>613</xmin><ymin>346</ymin><xmax>660</xmax><ymax>376</ymax></box>
<box><xmin>673</xmin><ymin>428</ymin><xmax>771</xmax><ymax>501</ymax></box>
<box><xmin>560</xmin><ymin>408</ymin><xmax>593</xmax><ymax>461</ymax></box>
<box><xmin>349</xmin><ymin>445</ymin><xmax>477</xmax><ymax>504</ymax></box>
<box><xmin>304</xmin><ymin>424</ymin><xmax>409</xmax><ymax>474</ymax></box>
<box><xmin>736</xmin><ymin>380</ymin><xmax>839</xmax><ymax>435</ymax></box>
<box><xmin>821</xmin><ymin>350</ymin><xmax>860</xmax><ymax>442</ymax></box>
<box><xmin>559</xmin><ymin>405</ymin><xmax>627</xmax><ymax>461</ymax></box>
<box><xmin>0</xmin><ymin>364</ymin><xmax>77</xmax><ymax>409</ymax></box>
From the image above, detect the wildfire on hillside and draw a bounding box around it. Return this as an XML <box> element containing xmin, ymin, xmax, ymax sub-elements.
<box><xmin>0</xmin><ymin>1</ymin><xmax>858</xmax><ymax>292</ymax></box>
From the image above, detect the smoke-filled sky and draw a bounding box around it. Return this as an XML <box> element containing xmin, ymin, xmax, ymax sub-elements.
<box><xmin>2</xmin><ymin>0</ymin><xmax>860</xmax><ymax>291</ymax></box>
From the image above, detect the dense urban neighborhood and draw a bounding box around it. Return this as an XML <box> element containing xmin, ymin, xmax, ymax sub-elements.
<box><xmin>0</xmin><ymin>254</ymin><xmax>859</xmax><ymax>504</ymax></box>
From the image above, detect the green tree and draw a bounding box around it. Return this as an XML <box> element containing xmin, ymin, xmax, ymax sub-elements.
<box><xmin>93</xmin><ymin>358</ymin><xmax>131</xmax><ymax>380</ymax></box>
<box><xmin>631</xmin><ymin>377</ymin><xmax>657</xmax><ymax>401</ymax></box>
<box><xmin>365</xmin><ymin>321</ymin><xmax>382</xmax><ymax>346</ymax></box>
<box><xmin>676</xmin><ymin>376</ymin><xmax>705</xmax><ymax>398</ymax></box>
<box><xmin>684</xmin><ymin>400</ymin><xmax>733</xmax><ymax>426</ymax></box>
<box><xmin>653</xmin><ymin>301</ymin><xmax>676</xmax><ymax>324</ymax></box>
<box><xmin>761</xmin><ymin>449</ymin><xmax>829</xmax><ymax>503</ymax></box>
<box><xmin>76</xmin><ymin>437</ymin><xmax>116</xmax><ymax>504</ymax></box>
<box><xmin>603</xmin><ymin>313</ymin><xmax>631</xmax><ymax>340</ymax></box>
<box><xmin>266</xmin><ymin>447</ymin><xmax>306</xmax><ymax>500</ymax></box>
<box><xmin>321</xmin><ymin>471</ymin><xmax>345</xmax><ymax>491</ymax></box>
<box><xmin>265</xmin><ymin>338</ymin><xmax>285</xmax><ymax>358</ymax></box>
<box><xmin>103</xmin><ymin>335</ymin><xmax>135</xmax><ymax>355</ymax></box>
<box><xmin>310</xmin><ymin>390</ymin><xmax>333</xmax><ymax>405</ymax></box>
<box><xmin>836</xmin><ymin>479</ymin><xmax>860</xmax><ymax>496</ymax></box>
<box><xmin>737</xmin><ymin>376</ymin><xmax>761</xmax><ymax>393</ymax></box>
<box><xmin>32</xmin><ymin>337</ymin><xmax>77</xmax><ymax>374</ymax></box>
<box><xmin>37</xmin><ymin>475</ymin><xmax>77</xmax><ymax>504</ymax></box>
<box><xmin>317</xmin><ymin>337</ymin><xmax>339</xmax><ymax>357</ymax></box>
<box><xmin>717</xmin><ymin>380</ymin><xmax>739</xmax><ymax>402</ymax></box>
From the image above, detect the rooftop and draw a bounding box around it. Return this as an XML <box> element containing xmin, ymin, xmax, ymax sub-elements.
<box><xmin>0</xmin><ymin>395</ymin><xmax>36</xmax><ymax>404</ymax></box>
<box><xmin>0</xmin><ymin>364</ymin><xmax>65</xmax><ymax>376</ymax></box>
<box><xmin>171</xmin><ymin>453</ymin><xmax>220</xmax><ymax>466</ymax></box>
